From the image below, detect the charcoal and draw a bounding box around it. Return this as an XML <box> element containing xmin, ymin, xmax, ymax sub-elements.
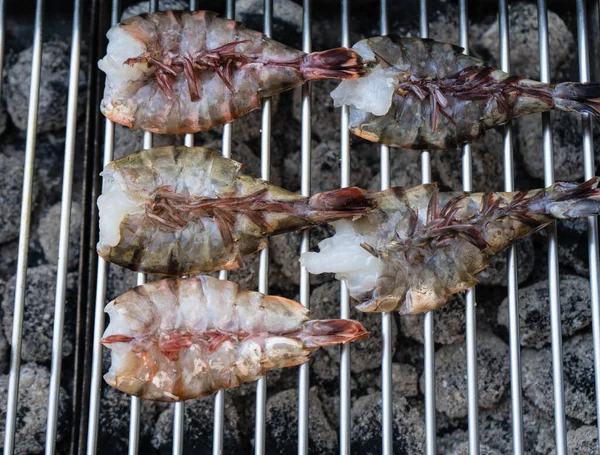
<box><xmin>36</xmin><ymin>201</ymin><xmax>82</xmax><ymax>269</ymax></box>
<box><xmin>121</xmin><ymin>0</ymin><xmax>190</xmax><ymax>21</ymax></box>
<box><xmin>0</xmin><ymin>329</ymin><xmax>8</xmax><ymax>373</ymax></box>
<box><xmin>448</xmin><ymin>441</ymin><xmax>503</xmax><ymax>455</ymax></box>
<box><xmin>351</xmin><ymin>392</ymin><xmax>425</xmax><ymax>454</ymax></box>
<box><xmin>432</xmin><ymin>128</ymin><xmax>505</xmax><ymax>192</ymax></box>
<box><xmin>98</xmin><ymin>387</ymin><xmax>159</xmax><ymax>455</ymax></box>
<box><xmin>5</xmin><ymin>41</ymin><xmax>86</xmax><ymax>133</ymax></box>
<box><xmin>371</xmin><ymin>147</ymin><xmax>423</xmax><ymax>191</ymax></box>
<box><xmin>420</xmin><ymin>332</ymin><xmax>509</xmax><ymax>419</ymax></box>
<box><xmin>388</xmin><ymin>363</ymin><xmax>420</xmax><ymax>398</ymax></box>
<box><xmin>106</xmin><ymin>262</ymin><xmax>138</xmax><ymax>303</ymax></box>
<box><xmin>549</xmin><ymin>426</ymin><xmax>599</xmax><ymax>455</ymax></box>
<box><xmin>152</xmin><ymin>394</ymin><xmax>243</xmax><ymax>454</ymax></box>
<box><xmin>0</xmin><ymin>153</ymin><xmax>34</xmax><ymax>245</ymax></box>
<box><xmin>516</xmin><ymin>112</ymin><xmax>600</xmax><ymax>183</ymax></box>
<box><xmin>0</xmin><ymin>363</ymin><xmax>69</xmax><ymax>454</ymax></box>
<box><xmin>476</xmin><ymin>2</ymin><xmax>575</xmax><ymax>80</ymax></box>
<box><xmin>497</xmin><ymin>275</ymin><xmax>592</xmax><ymax>348</ymax></box>
<box><xmin>265</xmin><ymin>388</ymin><xmax>336</xmax><ymax>455</ymax></box>
<box><xmin>283</xmin><ymin>140</ymin><xmax>375</xmax><ymax>195</ymax></box>
<box><xmin>308</xmin><ymin>280</ymin><xmax>398</xmax><ymax>374</ymax></box>
<box><xmin>400</xmin><ymin>293</ymin><xmax>466</xmax><ymax>345</ymax></box>
<box><xmin>523</xmin><ymin>333</ymin><xmax>597</xmax><ymax>424</ymax></box>
<box><xmin>113</xmin><ymin>124</ymin><xmax>183</xmax><ymax>160</ymax></box>
<box><xmin>1</xmin><ymin>264</ymin><xmax>76</xmax><ymax>363</ymax></box>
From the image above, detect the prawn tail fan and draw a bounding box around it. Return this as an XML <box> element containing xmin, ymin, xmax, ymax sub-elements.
<box><xmin>306</xmin><ymin>186</ymin><xmax>378</xmax><ymax>223</ymax></box>
<box><xmin>301</xmin><ymin>48</ymin><xmax>369</xmax><ymax>80</ymax></box>
<box><xmin>553</xmin><ymin>82</ymin><xmax>600</xmax><ymax>116</ymax></box>
<box><xmin>545</xmin><ymin>177</ymin><xmax>600</xmax><ymax>219</ymax></box>
<box><xmin>300</xmin><ymin>319</ymin><xmax>368</xmax><ymax>348</ymax></box>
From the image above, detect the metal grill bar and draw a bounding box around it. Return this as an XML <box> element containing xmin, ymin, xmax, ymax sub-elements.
<box><xmin>3</xmin><ymin>0</ymin><xmax>44</xmax><ymax>453</ymax></box>
<box><xmin>378</xmin><ymin>1</ymin><xmax>393</xmax><ymax>455</ymax></box>
<box><xmin>297</xmin><ymin>0</ymin><xmax>312</xmax><ymax>453</ymax></box>
<box><xmin>575</xmin><ymin>0</ymin><xmax>600</xmax><ymax>450</ymax></box>
<box><xmin>338</xmin><ymin>1</ymin><xmax>352</xmax><ymax>453</ymax></box>
<box><xmin>498</xmin><ymin>1</ymin><xmax>525</xmax><ymax>452</ymax></box>
<box><xmin>213</xmin><ymin>1</ymin><xmax>234</xmax><ymax>451</ymax></box>
<box><xmin>254</xmin><ymin>2</ymin><xmax>272</xmax><ymax>453</ymax></box>
<box><xmin>86</xmin><ymin>2</ymin><xmax>119</xmax><ymax>453</ymax></box>
<box><xmin>459</xmin><ymin>1</ymin><xmax>480</xmax><ymax>453</ymax></box>
<box><xmin>418</xmin><ymin>1</ymin><xmax>436</xmax><ymax>454</ymax></box>
<box><xmin>537</xmin><ymin>1</ymin><xmax>568</xmax><ymax>453</ymax></box>
<box><xmin>45</xmin><ymin>0</ymin><xmax>83</xmax><ymax>452</ymax></box>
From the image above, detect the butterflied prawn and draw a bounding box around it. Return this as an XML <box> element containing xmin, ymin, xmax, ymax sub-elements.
<box><xmin>101</xmin><ymin>275</ymin><xmax>367</xmax><ymax>401</ymax></box>
<box><xmin>331</xmin><ymin>36</ymin><xmax>600</xmax><ymax>150</ymax></box>
<box><xmin>301</xmin><ymin>178</ymin><xmax>600</xmax><ymax>314</ymax></box>
<box><xmin>98</xmin><ymin>10</ymin><xmax>366</xmax><ymax>134</ymax></box>
<box><xmin>97</xmin><ymin>146</ymin><xmax>375</xmax><ymax>275</ymax></box>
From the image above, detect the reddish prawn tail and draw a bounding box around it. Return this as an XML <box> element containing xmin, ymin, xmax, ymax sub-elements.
<box><xmin>553</xmin><ymin>82</ymin><xmax>600</xmax><ymax>116</ymax></box>
<box><xmin>306</xmin><ymin>187</ymin><xmax>377</xmax><ymax>223</ymax></box>
<box><xmin>545</xmin><ymin>177</ymin><xmax>600</xmax><ymax>219</ymax></box>
<box><xmin>300</xmin><ymin>320</ymin><xmax>368</xmax><ymax>348</ymax></box>
<box><xmin>301</xmin><ymin>48</ymin><xmax>368</xmax><ymax>80</ymax></box>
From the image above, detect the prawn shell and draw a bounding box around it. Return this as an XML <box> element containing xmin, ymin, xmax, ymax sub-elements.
<box><xmin>97</xmin><ymin>146</ymin><xmax>308</xmax><ymax>275</ymax></box>
<box><xmin>101</xmin><ymin>276</ymin><xmax>368</xmax><ymax>401</ymax></box>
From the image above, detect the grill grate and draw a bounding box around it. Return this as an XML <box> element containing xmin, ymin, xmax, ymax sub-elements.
<box><xmin>2</xmin><ymin>0</ymin><xmax>600</xmax><ymax>454</ymax></box>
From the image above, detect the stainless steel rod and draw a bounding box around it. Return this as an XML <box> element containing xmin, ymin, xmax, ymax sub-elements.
<box><xmin>210</xmin><ymin>2</ymin><xmax>235</xmax><ymax>451</ymax></box>
<box><xmin>4</xmin><ymin>0</ymin><xmax>44</xmax><ymax>453</ymax></box>
<box><xmin>254</xmin><ymin>2</ymin><xmax>272</xmax><ymax>454</ymax></box>
<box><xmin>576</xmin><ymin>0</ymin><xmax>600</xmax><ymax>450</ymax></box>
<box><xmin>128</xmin><ymin>396</ymin><xmax>141</xmax><ymax>455</ymax></box>
<box><xmin>379</xmin><ymin>2</ymin><xmax>393</xmax><ymax>455</ymax></box>
<box><xmin>298</xmin><ymin>0</ymin><xmax>312</xmax><ymax>454</ymax></box>
<box><xmin>87</xmin><ymin>2</ymin><xmax>120</xmax><ymax>451</ymax></box>
<box><xmin>498</xmin><ymin>1</ymin><xmax>524</xmax><ymax>453</ymax></box>
<box><xmin>419</xmin><ymin>1</ymin><xmax>436</xmax><ymax>454</ymax></box>
<box><xmin>45</xmin><ymin>0</ymin><xmax>82</xmax><ymax>452</ymax></box>
<box><xmin>459</xmin><ymin>1</ymin><xmax>480</xmax><ymax>453</ymax></box>
<box><xmin>128</xmin><ymin>272</ymin><xmax>147</xmax><ymax>455</ymax></box>
<box><xmin>538</xmin><ymin>1</ymin><xmax>567</xmax><ymax>453</ymax></box>
<box><xmin>211</xmin><ymin>3</ymin><xmax>235</xmax><ymax>454</ymax></box>
<box><xmin>172</xmin><ymin>402</ymin><xmax>185</xmax><ymax>455</ymax></box>
<box><xmin>339</xmin><ymin>1</ymin><xmax>352</xmax><ymax>454</ymax></box>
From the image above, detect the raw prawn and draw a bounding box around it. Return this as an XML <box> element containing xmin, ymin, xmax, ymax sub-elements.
<box><xmin>101</xmin><ymin>275</ymin><xmax>367</xmax><ymax>401</ymax></box>
<box><xmin>301</xmin><ymin>178</ymin><xmax>600</xmax><ymax>314</ymax></box>
<box><xmin>331</xmin><ymin>36</ymin><xmax>600</xmax><ymax>150</ymax></box>
<box><xmin>97</xmin><ymin>146</ymin><xmax>375</xmax><ymax>275</ymax></box>
<box><xmin>98</xmin><ymin>10</ymin><xmax>366</xmax><ymax>134</ymax></box>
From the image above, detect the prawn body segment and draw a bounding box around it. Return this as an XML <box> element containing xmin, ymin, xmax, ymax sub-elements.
<box><xmin>332</xmin><ymin>36</ymin><xmax>600</xmax><ymax>150</ymax></box>
<box><xmin>301</xmin><ymin>179</ymin><xmax>600</xmax><ymax>314</ymax></box>
<box><xmin>101</xmin><ymin>276</ymin><xmax>367</xmax><ymax>401</ymax></box>
<box><xmin>98</xmin><ymin>10</ymin><xmax>366</xmax><ymax>134</ymax></box>
<box><xmin>97</xmin><ymin>146</ymin><xmax>375</xmax><ymax>276</ymax></box>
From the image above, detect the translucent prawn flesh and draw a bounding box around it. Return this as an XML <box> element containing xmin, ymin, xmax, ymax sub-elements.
<box><xmin>331</xmin><ymin>36</ymin><xmax>600</xmax><ymax>150</ymax></box>
<box><xmin>301</xmin><ymin>178</ymin><xmax>600</xmax><ymax>314</ymax></box>
<box><xmin>97</xmin><ymin>145</ymin><xmax>375</xmax><ymax>275</ymax></box>
<box><xmin>98</xmin><ymin>10</ymin><xmax>366</xmax><ymax>134</ymax></box>
<box><xmin>101</xmin><ymin>276</ymin><xmax>368</xmax><ymax>401</ymax></box>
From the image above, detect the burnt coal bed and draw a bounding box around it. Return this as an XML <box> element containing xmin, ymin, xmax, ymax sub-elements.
<box><xmin>0</xmin><ymin>0</ymin><xmax>599</xmax><ymax>454</ymax></box>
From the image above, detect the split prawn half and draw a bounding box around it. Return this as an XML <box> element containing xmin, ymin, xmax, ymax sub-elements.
<box><xmin>97</xmin><ymin>146</ymin><xmax>376</xmax><ymax>275</ymax></box>
<box><xmin>301</xmin><ymin>178</ymin><xmax>600</xmax><ymax>314</ymax></box>
<box><xmin>331</xmin><ymin>36</ymin><xmax>600</xmax><ymax>150</ymax></box>
<box><xmin>98</xmin><ymin>10</ymin><xmax>366</xmax><ymax>134</ymax></box>
<box><xmin>101</xmin><ymin>275</ymin><xmax>367</xmax><ymax>401</ymax></box>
